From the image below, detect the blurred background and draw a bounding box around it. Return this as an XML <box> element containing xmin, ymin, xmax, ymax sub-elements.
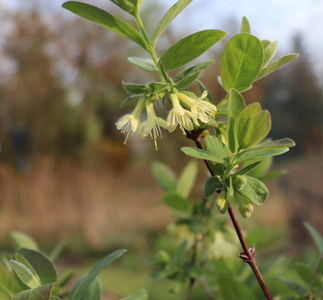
<box><xmin>0</xmin><ymin>0</ymin><xmax>322</xmax><ymax>299</ymax></box>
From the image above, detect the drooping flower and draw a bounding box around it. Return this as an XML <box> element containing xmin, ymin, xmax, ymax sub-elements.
<box><xmin>177</xmin><ymin>91</ymin><xmax>217</xmax><ymax>124</ymax></box>
<box><xmin>167</xmin><ymin>93</ymin><xmax>195</xmax><ymax>134</ymax></box>
<box><xmin>138</xmin><ymin>100</ymin><xmax>167</xmax><ymax>150</ymax></box>
<box><xmin>115</xmin><ymin>98</ymin><xmax>145</xmax><ymax>144</ymax></box>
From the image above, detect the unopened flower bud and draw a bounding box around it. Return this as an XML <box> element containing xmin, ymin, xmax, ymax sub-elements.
<box><xmin>216</xmin><ymin>189</ymin><xmax>228</xmax><ymax>214</ymax></box>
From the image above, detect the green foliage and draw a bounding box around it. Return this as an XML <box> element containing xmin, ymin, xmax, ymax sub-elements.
<box><xmin>276</xmin><ymin>223</ymin><xmax>323</xmax><ymax>299</ymax></box>
<box><xmin>176</xmin><ymin>161</ymin><xmax>198</xmax><ymax>198</ymax></box>
<box><xmin>11</xmin><ymin>232</ymin><xmax>39</xmax><ymax>252</ymax></box>
<box><xmin>304</xmin><ymin>222</ymin><xmax>323</xmax><ymax>253</ymax></box>
<box><xmin>151</xmin><ymin>0</ymin><xmax>193</xmax><ymax>44</ymax></box>
<box><xmin>127</xmin><ymin>57</ymin><xmax>158</xmax><ymax>72</ymax></box>
<box><xmin>121</xmin><ymin>288</ymin><xmax>148</xmax><ymax>300</ymax></box>
<box><xmin>220</xmin><ymin>34</ymin><xmax>263</xmax><ymax>92</ymax></box>
<box><xmin>159</xmin><ymin>30</ymin><xmax>225</xmax><ymax>71</ymax></box>
<box><xmin>69</xmin><ymin>249</ymin><xmax>126</xmax><ymax>300</ymax></box>
<box><xmin>151</xmin><ymin>162</ymin><xmax>177</xmax><ymax>193</ymax></box>
<box><xmin>0</xmin><ymin>260</ymin><xmax>21</xmax><ymax>299</ymax></box>
<box><xmin>228</xmin><ymin>89</ymin><xmax>246</xmax><ymax>152</ymax></box>
<box><xmin>62</xmin><ymin>2</ymin><xmax>148</xmax><ymax>50</ymax></box>
<box><xmin>240</xmin><ymin>16</ymin><xmax>251</xmax><ymax>34</ymax></box>
<box><xmin>1</xmin><ymin>232</ymin><xmax>137</xmax><ymax>300</ymax></box>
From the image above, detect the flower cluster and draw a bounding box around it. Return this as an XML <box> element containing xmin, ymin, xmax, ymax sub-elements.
<box><xmin>115</xmin><ymin>91</ymin><xmax>217</xmax><ymax>150</ymax></box>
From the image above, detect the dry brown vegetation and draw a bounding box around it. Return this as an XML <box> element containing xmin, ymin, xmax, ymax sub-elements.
<box><xmin>0</xmin><ymin>157</ymin><xmax>172</xmax><ymax>249</ymax></box>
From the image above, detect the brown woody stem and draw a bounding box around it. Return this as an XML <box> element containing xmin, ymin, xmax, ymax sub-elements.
<box><xmin>187</xmin><ymin>130</ymin><xmax>273</xmax><ymax>300</ymax></box>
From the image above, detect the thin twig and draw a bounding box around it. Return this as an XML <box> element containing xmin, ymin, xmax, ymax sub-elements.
<box><xmin>199</xmin><ymin>279</ymin><xmax>217</xmax><ymax>300</ymax></box>
<box><xmin>185</xmin><ymin>235</ymin><xmax>199</xmax><ymax>300</ymax></box>
<box><xmin>185</xmin><ymin>130</ymin><xmax>210</xmax><ymax>300</ymax></box>
<box><xmin>309</xmin><ymin>251</ymin><xmax>323</xmax><ymax>300</ymax></box>
<box><xmin>187</xmin><ymin>131</ymin><xmax>273</xmax><ymax>300</ymax></box>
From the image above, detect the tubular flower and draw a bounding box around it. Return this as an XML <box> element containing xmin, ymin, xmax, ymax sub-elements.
<box><xmin>177</xmin><ymin>91</ymin><xmax>217</xmax><ymax>124</ymax></box>
<box><xmin>115</xmin><ymin>98</ymin><xmax>145</xmax><ymax>144</ymax></box>
<box><xmin>138</xmin><ymin>100</ymin><xmax>167</xmax><ymax>150</ymax></box>
<box><xmin>167</xmin><ymin>93</ymin><xmax>195</xmax><ymax>134</ymax></box>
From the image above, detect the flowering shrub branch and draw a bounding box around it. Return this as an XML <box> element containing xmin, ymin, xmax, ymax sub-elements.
<box><xmin>0</xmin><ymin>1</ymin><xmax>301</xmax><ymax>300</ymax></box>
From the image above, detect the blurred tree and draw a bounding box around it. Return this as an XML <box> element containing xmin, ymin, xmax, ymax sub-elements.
<box><xmin>0</xmin><ymin>1</ymin><xmax>173</xmax><ymax>167</ymax></box>
<box><xmin>265</xmin><ymin>34</ymin><xmax>323</xmax><ymax>155</ymax></box>
<box><xmin>0</xmin><ymin>11</ymin><xmax>65</xmax><ymax>164</ymax></box>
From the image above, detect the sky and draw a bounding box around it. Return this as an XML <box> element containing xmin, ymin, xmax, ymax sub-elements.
<box><xmin>1</xmin><ymin>0</ymin><xmax>322</xmax><ymax>68</ymax></box>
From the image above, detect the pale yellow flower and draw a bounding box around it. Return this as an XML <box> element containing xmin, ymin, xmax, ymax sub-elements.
<box><xmin>167</xmin><ymin>93</ymin><xmax>195</xmax><ymax>134</ymax></box>
<box><xmin>138</xmin><ymin>101</ymin><xmax>167</xmax><ymax>150</ymax></box>
<box><xmin>177</xmin><ymin>91</ymin><xmax>217</xmax><ymax>124</ymax></box>
<box><xmin>115</xmin><ymin>98</ymin><xmax>145</xmax><ymax>144</ymax></box>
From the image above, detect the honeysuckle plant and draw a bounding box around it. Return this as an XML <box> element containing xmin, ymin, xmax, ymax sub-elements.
<box><xmin>0</xmin><ymin>0</ymin><xmax>300</xmax><ymax>299</ymax></box>
<box><xmin>60</xmin><ymin>0</ymin><xmax>299</xmax><ymax>299</ymax></box>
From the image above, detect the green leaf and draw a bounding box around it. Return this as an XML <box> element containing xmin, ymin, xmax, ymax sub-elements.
<box><xmin>293</xmin><ymin>262</ymin><xmax>320</xmax><ymax>287</ymax></box>
<box><xmin>110</xmin><ymin>0</ymin><xmax>143</xmax><ymax>14</ymax></box>
<box><xmin>233</xmin><ymin>161</ymin><xmax>261</xmax><ymax>177</ymax></box>
<box><xmin>235</xmin><ymin>147</ymin><xmax>289</xmax><ymax>164</ymax></box>
<box><xmin>121</xmin><ymin>288</ymin><xmax>148</xmax><ymax>300</ymax></box>
<box><xmin>12</xmin><ymin>283</ymin><xmax>58</xmax><ymax>300</ymax></box>
<box><xmin>48</xmin><ymin>240</ymin><xmax>68</xmax><ymax>262</ymax></box>
<box><xmin>205</xmin><ymin>135</ymin><xmax>227</xmax><ymax>175</ymax></box>
<box><xmin>257</xmin><ymin>54</ymin><xmax>299</xmax><ymax>79</ymax></box>
<box><xmin>174</xmin><ymin>60</ymin><xmax>214</xmax><ymax>83</ymax></box>
<box><xmin>228</xmin><ymin>89</ymin><xmax>246</xmax><ymax>153</ymax></box>
<box><xmin>276</xmin><ymin>276</ymin><xmax>307</xmax><ymax>295</ymax></box>
<box><xmin>127</xmin><ymin>57</ymin><xmax>158</xmax><ymax>72</ymax></box>
<box><xmin>163</xmin><ymin>193</ymin><xmax>189</xmax><ymax>212</ymax></box>
<box><xmin>261</xmin><ymin>39</ymin><xmax>271</xmax><ymax>49</ymax></box>
<box><xmin>243</xmin><ymin>138</ymin><xmax>296</xmax><ymax>152</ymax></box>
<box><xmin>240</xmin><ymin>16</ymin><xmax>251</xmax><ymax>34</ymax></box>
<box><xmin>176</xmin><ymin>161</ymin><xmax>198</xmax><ymax>198</ymax></box>
<box><xmin>181</xmin><ymin>147</ymin><xmax>226</xmax><ymax>164</ymax></box>
<box><xmin>263</xmin><ymin>40</ymin><xmax>278</xmax><ymax>67</ymax></box>
<box><xmin>158</xmin><ymin>61</ymin><xmax>172</xmax><ymax>84</ymax></box>
<box><xmin>243</xmin><ymin>156</ymin><xmax>272</xmax><ymax>179</ymax></box>
<box><xmin>205</xmin><ymin>135</ymin><xmax>230</xmax><ymax>159</ymax></box>
<box><xmin>152</xmin><ymin>0</ymin><xmax>193</xmax><ymax>43</ymax></box>
<box><xmin>237</xmin><ymin>105</ymin><xmax>272</xmax><ymax>149</ymax></box>
<box><xmin>221</xmin><ymin>33</ymin><xmax>263</xmax><ymax>92</ymax></box>
<box><xmin>219</xmin><ymin>278</ymin><xmax>257</xmax><ymax>300</ymax></box>
<box><xmin>10</xmin><ymin>260</ymin><xmax>41</xmax><ymax>289</ymax></box>
<box><xmin>204</xmin><ymin>176</ymin><xmax>222</xmax><ymax>198</ymax></box>
<box><xmin>259</xmin><ymin>170</ymin><xmax>286</xmax><ymax>182</ymax></box>
<box><xmin>122</xmin><ymin>81</ymin><xmax>147</xmax><ymax>94</ymax></box>
<box><xmin>147</xmin><ymin>82</ymin><xmax>168</xmax><ymax>94</ymax></box>
<box><xmin>62</xmin><ymin>2</ymin><xmax>148</xmax><ymax>50</ymax></box>
<box><xmin>11</xmin><ymin>232</ymin><xmax>39</xmax><ymax>251</ymax></box>
<box><xmin>0</xmin><ymin>261</ymin><xmax>21</xmax><ymax>298</ymax></box>
<box><xmin>69</xmin><ymin>249</ymin><xmax>126</xmax><ymax>300</ymax></box>
<box><xmin>120</xmin><ymin>95</ymin><xmax>140</xmax><ymax>108</ymax></box>
<box><xmin>304</xmin><ymin>222</ymin><xmax>323</xmax><ymax>253</ymax></box>
<box><xmin>15</xmin><ymin>253</ymin><xmax>41</xmax><ymax>284</ymax></box>
<box><xmin>151</xmin><ymin>162</ymin><xmax>177</xmax><ymax>193</ymax></box>
<box><xmin>150</xmin><ymin>267</ymin><xmax>179</xmax><ymax>280</ymax></box>
<box><xmin>16</xmin><ymin>248</ymin><xmax>57</xmax><ymax>286</ymax></box>
<box><xmin>175</xmin><ymin>73</ymin><xmax>199</xmax><ymax>89</ymax></box>
<box><xmin>159</xmin><ymin>30</ymin><xmax>225</xmax><ymax>71</ymax></box>
<box><xmin>57</xmin><ymin>270</ymin><xmax>75</xmax><ymax>288</ymax></box>
<box><xmin>81</xmin><ymin>277</ymin><xmax>101</xmax><ymax>300</ymax></box>
<box><xmin>232</xmin><ymin>175</ymin><xmax>269</xmax><ymax>206</ymax></box>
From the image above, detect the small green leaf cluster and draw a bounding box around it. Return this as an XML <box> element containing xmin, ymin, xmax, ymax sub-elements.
<box><xmin>276</xmin><ymin>223</ymin><xmax>323</xmax><ymax>299</ymax></box>
<box><xmin>0</xmin><ymin>232</ymin><xmax>147</xmax><ymax>300</ymax></box>
<box><xmin>63</xmin><ymin>0</ymin><xmax>225</xmax><ymax>150</ymax></box>
<box><xmin>149</xmin><ymin>161</ymin><xmax>239</xmax><ymax>292</ymax></box>
<box><xmin>181</xmin><ymin>18</ymin><xmax>297</xmax><ymax>218</ymax></box>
